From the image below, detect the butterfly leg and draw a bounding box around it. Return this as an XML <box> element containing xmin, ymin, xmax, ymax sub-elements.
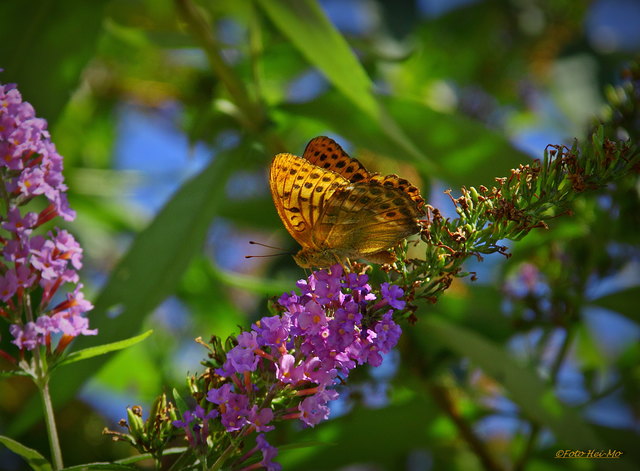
<box><xmin>334</xmin><ymin>254</ymin><xmax>352</xmax><ymax>272</ymax></box>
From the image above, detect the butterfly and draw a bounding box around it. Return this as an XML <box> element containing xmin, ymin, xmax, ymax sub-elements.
<box><xmin>269</xmin><ymin>136</ymin><xmax>425</xmax><ymax>268</ymax></box>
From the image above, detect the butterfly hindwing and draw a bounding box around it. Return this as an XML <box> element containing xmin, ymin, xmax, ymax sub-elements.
<box><xmin>304</xmin><ymin>137</ymin><xmax>425</xmax><ymax>211</ymax></box>
<box><xmin>316</xmin><ymin>181</ymin><xmax>421</xmax><ymax>256</ymax></box>
<box><xmin>302</xmin><ymin>136</ymin><xmax>370</xmax><ymax>183</ymax></box>
<box><xmin>369</xmin><ymin>174</ymin><xmax>425</xmax><ymax>212</ymax></box>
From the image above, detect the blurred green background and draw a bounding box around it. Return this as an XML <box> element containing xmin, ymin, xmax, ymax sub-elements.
<box><xmin>0</xmin><ymin>0</ymin><xmax>639</xmax><ymax>469</ymax></box>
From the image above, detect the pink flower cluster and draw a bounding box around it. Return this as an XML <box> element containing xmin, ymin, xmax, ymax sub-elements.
<box><xmin>0</xmin><ymin>82</ymin><xmax>95</xmax><ymax>353</ymax></box>
<box><xmin>1</xmin><ymin>83</ymin><xmax>74</xmax><ymax>221</ymax></box>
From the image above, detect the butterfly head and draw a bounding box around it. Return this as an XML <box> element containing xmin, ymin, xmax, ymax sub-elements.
<box><xmin>294</xmin><ymin>247</ymin><xmax>342</xmax><ymax>269</ymax></box>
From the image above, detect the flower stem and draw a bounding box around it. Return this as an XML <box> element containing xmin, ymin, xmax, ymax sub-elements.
<box><xmin>39</xmin><ymin>378</ymin><xmax>63</xmax><ymax>470</ymax></box>
<box><xmin>24</xmin><ymin>292</ymin><xmax>64</xmax><ymax>468</ymax></box>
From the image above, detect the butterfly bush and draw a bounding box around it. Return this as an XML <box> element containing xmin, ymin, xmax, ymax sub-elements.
<box><xmin>0</xmin><ymin>81</ymin><xmax>95</xmax><ymax>356</ymax></box>
<box><xmin>171</xmin><ymin>265</ymin><xmax>405</xmax><ymax>468</ymax></box>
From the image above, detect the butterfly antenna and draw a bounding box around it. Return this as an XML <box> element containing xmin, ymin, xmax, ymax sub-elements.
<box><xmin>248</xmin><ymin>240</ymin><xmax>286</xmax><ymax>251</ymax></box>
<box><xmin>245</xmin><ymin>240</ymin><xmax>293</xmax><ymax>259</ymax></box>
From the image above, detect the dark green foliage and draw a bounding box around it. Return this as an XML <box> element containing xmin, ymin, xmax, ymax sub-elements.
<box><xmin>0</xmin><ymin>1</ymin><xmax>638</xmax><ymax>470</ymax></box>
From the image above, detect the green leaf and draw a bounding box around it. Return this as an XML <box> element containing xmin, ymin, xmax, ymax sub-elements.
<box><xmin>254</xmin><ymin>0</ymin><xmax>376</xmax><ymax>117</ymax></box>
<box><xmin>54</xmin><ymin>330</ymin><xmax>153</xmax><ymax>369</ymax></box>
<box><xmin>279</xmin><ymin>396</ymin><xmax>438</xmax><ymax>469</ymax></box>
<box><xmin>0</xmin><ymin>0</ymin><xmax>107</xmax><ymax>125</ymax></box>
<box><xmin>590</xmin><ymin>286</ymin><xmax>640</xmax><ymax>324</ymax></box>
<box><xmin>172</xmin><ymin>388</ymin><xmax>189</xmax><ymax>417</ymax></box>
<box><xmin>8</xmin><ymin>148</ymin><xmax>240</xmax><ymax>436</ymax></box>
<box><xmin>280</xmin><ymin>92</ymin><xmax>529</xmax><ymax>186</ymax></box>
<box><xmin>116</xmin><ymin>446</ymin><xmax>189</xmax><ymax>469</ymax></box>
<box><xmin>255</xmin><ymin>0</ymin><xmax>455</xmax><ymax>177</ymax></box>
<box><xmin>0</xmin><ymin>435</ymin><xmax>52</xmax><ymax>471</ymax></box>
<box><xmin>217</xmin><ymin>196</ymin><xmax>279</xmax><ymax>229</ymax></box>
<box><xmin>70</xmin><ymin>448</ymin><xmax>186</xmax><ymax>469</ymax></box>
<box><xmin>61</xmin><ymin>463</ymin><xmax>135</xmax><ymax>471</ymax></box>
<box><xmin>210</xmin><ymin>264</ymin><xmax>292</xmax><ymax>296</ymax></box>
<box><xmin>383</xmin><ymin>96</ymin><xmax>530</xmax><ymax>185</ymax></box>
<box><xmin>575</xmin><ymin>323</ymin><xmax>606</xmax><ymax>371</ymax></box>
<box><xmin>0</xmin><ymin>370</ymin><xmax>30</xmax><ymax>378</ymax></box>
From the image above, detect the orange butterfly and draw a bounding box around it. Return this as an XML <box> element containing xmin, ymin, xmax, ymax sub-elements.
<box><xmin>269</xmin><ymin>137</ymin><xmax>425</xmax><ymax>268</ymax></box>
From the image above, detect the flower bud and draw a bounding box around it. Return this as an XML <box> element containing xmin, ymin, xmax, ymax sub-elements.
<box><xmin>469</xmin><ymin>186</ymin><xmax>480</xmax><ymax>203</ymax></box>
<box><xmin>483</xmin><ymin>199</ymin><xmax>494</xmax><ymax>210</ymax></box>
<box><xmin>127</xmin><ymin>406</ymin><xmax>145</xmax><ymax>442</ymax></box>
<box><xmin>149</xmin><ymin>394</ymin><xmax>167</xmax><ymax>421</ymax></box>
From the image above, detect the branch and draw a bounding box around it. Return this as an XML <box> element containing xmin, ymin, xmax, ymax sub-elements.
<box><xmin>429</xmin><ymin>383</ymin><xmax>505</xmax><ymax>471</ymax></box>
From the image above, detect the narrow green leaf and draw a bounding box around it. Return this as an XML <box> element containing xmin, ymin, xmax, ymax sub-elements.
<box><xmin>61</xmin><ymin>463</ymin><xmax>135</xmax><ymax>471</ymax></box>
<box><xmin>210</xmin><ymin>264</ymin><xmax>292</xmax><ymax>296</ymax></box>
<box><xmin>590</xmin><ymin>286</ymin><xmax>640</xmax><ymax>323</ymax></box>
<box><xmin>255</xmin><ymin>0</ymin><xmax>376</xmax><ymax>116</ymax></box>
<box><xmin>280</xmin><ymin>92</ymin><xmax>529</xmax><ymax>186</ymax></box>
<box><xmin>0</xmin><ymin>370</ymin><xmax>30</xmax><ymax>378</ymax></box>
<box><xmin>172</xmin><ymin>388</ymin><xmax>189</xmax><ymax>417</ymax></box>
<box><xmin>54</xmin><ymin>330</ymin><xmax>153</xmax><ymax>369</ymax></box>
<box><xmin>108</xmin><ymin>448</ymin><xmax>187</xmax><ymax>467</ymax></box>
<box><xmin>256</xmin><ymin>0</ymin><xmax>440</xmax><ymax>175</ymax></box>
<box><xmin>0</xmin><ymin>435</ymin><xmax>52</xmax><ymax>471</ymax></box>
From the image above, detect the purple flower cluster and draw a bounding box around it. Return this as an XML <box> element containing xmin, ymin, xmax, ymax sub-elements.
<box><xmin>0</xmin><ymin>82</ymin><xmax>95</xmax><ymax>352</ymax></box>
<box><xmin>0</xmin><ymin>83</ymin><xmax>74</xmax><ymax>220</ymax></box>
<box><xmin>215</xmin><ymin>265</ymin><xmax>402</xmax><ymax>427</ymax></box>
<box><xmin>174</xmin><ymin>265</ymin><xmax>406</xmax><ymax>467</ymax></box>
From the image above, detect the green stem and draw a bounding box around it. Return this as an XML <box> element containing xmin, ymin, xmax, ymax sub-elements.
<box><xmin>174</xmin><ymin>0</ymin><xmax>264</xmax><ymax>134</ymax></box>
<box><xmin>209</xmin><ymin>426</ymin><xmax>251</xmax><ymax>471</ymax></box>
<box><xmin>428</xmin><ymin>383</ymin><xmax>505</xmax><ymax>471</ymax></box>
<box><xmin>550</xmin><ymin>325</ymin><xmax>575</xmax><ymax>383</ymax></box>
<box><xmin>167</xmin><ymin>448</ymin><xmax>197</xmax><ymax>471</ymax></box>
<box><xmin>174</xmin><ymin>0</ymin><xmax>287</xmax><ymax>155</ymax></box>
<box><xmin>24</xmin><ymin>292</ymin><xmax>63</xmax><ymax>469</ymax></box>
<box><xmin>39</xmin><ymin>378</ymin><xmax>63</xmax><ymax>470</ymax></box>
<box><xmin>515</xmin><ymin>324</ymin><xmax>576</xmax><ymax>470</ymax></box>
<box><xmin>513</xmin><ymin>423</ymin><xmax>539</xmax><ymax>471</ymax></box>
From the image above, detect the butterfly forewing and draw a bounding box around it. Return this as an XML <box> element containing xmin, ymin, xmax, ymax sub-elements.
<box><xmin>269</xmin><ymin>153</ymin><xmax>347</xmax><ymax>248</ymax></box>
